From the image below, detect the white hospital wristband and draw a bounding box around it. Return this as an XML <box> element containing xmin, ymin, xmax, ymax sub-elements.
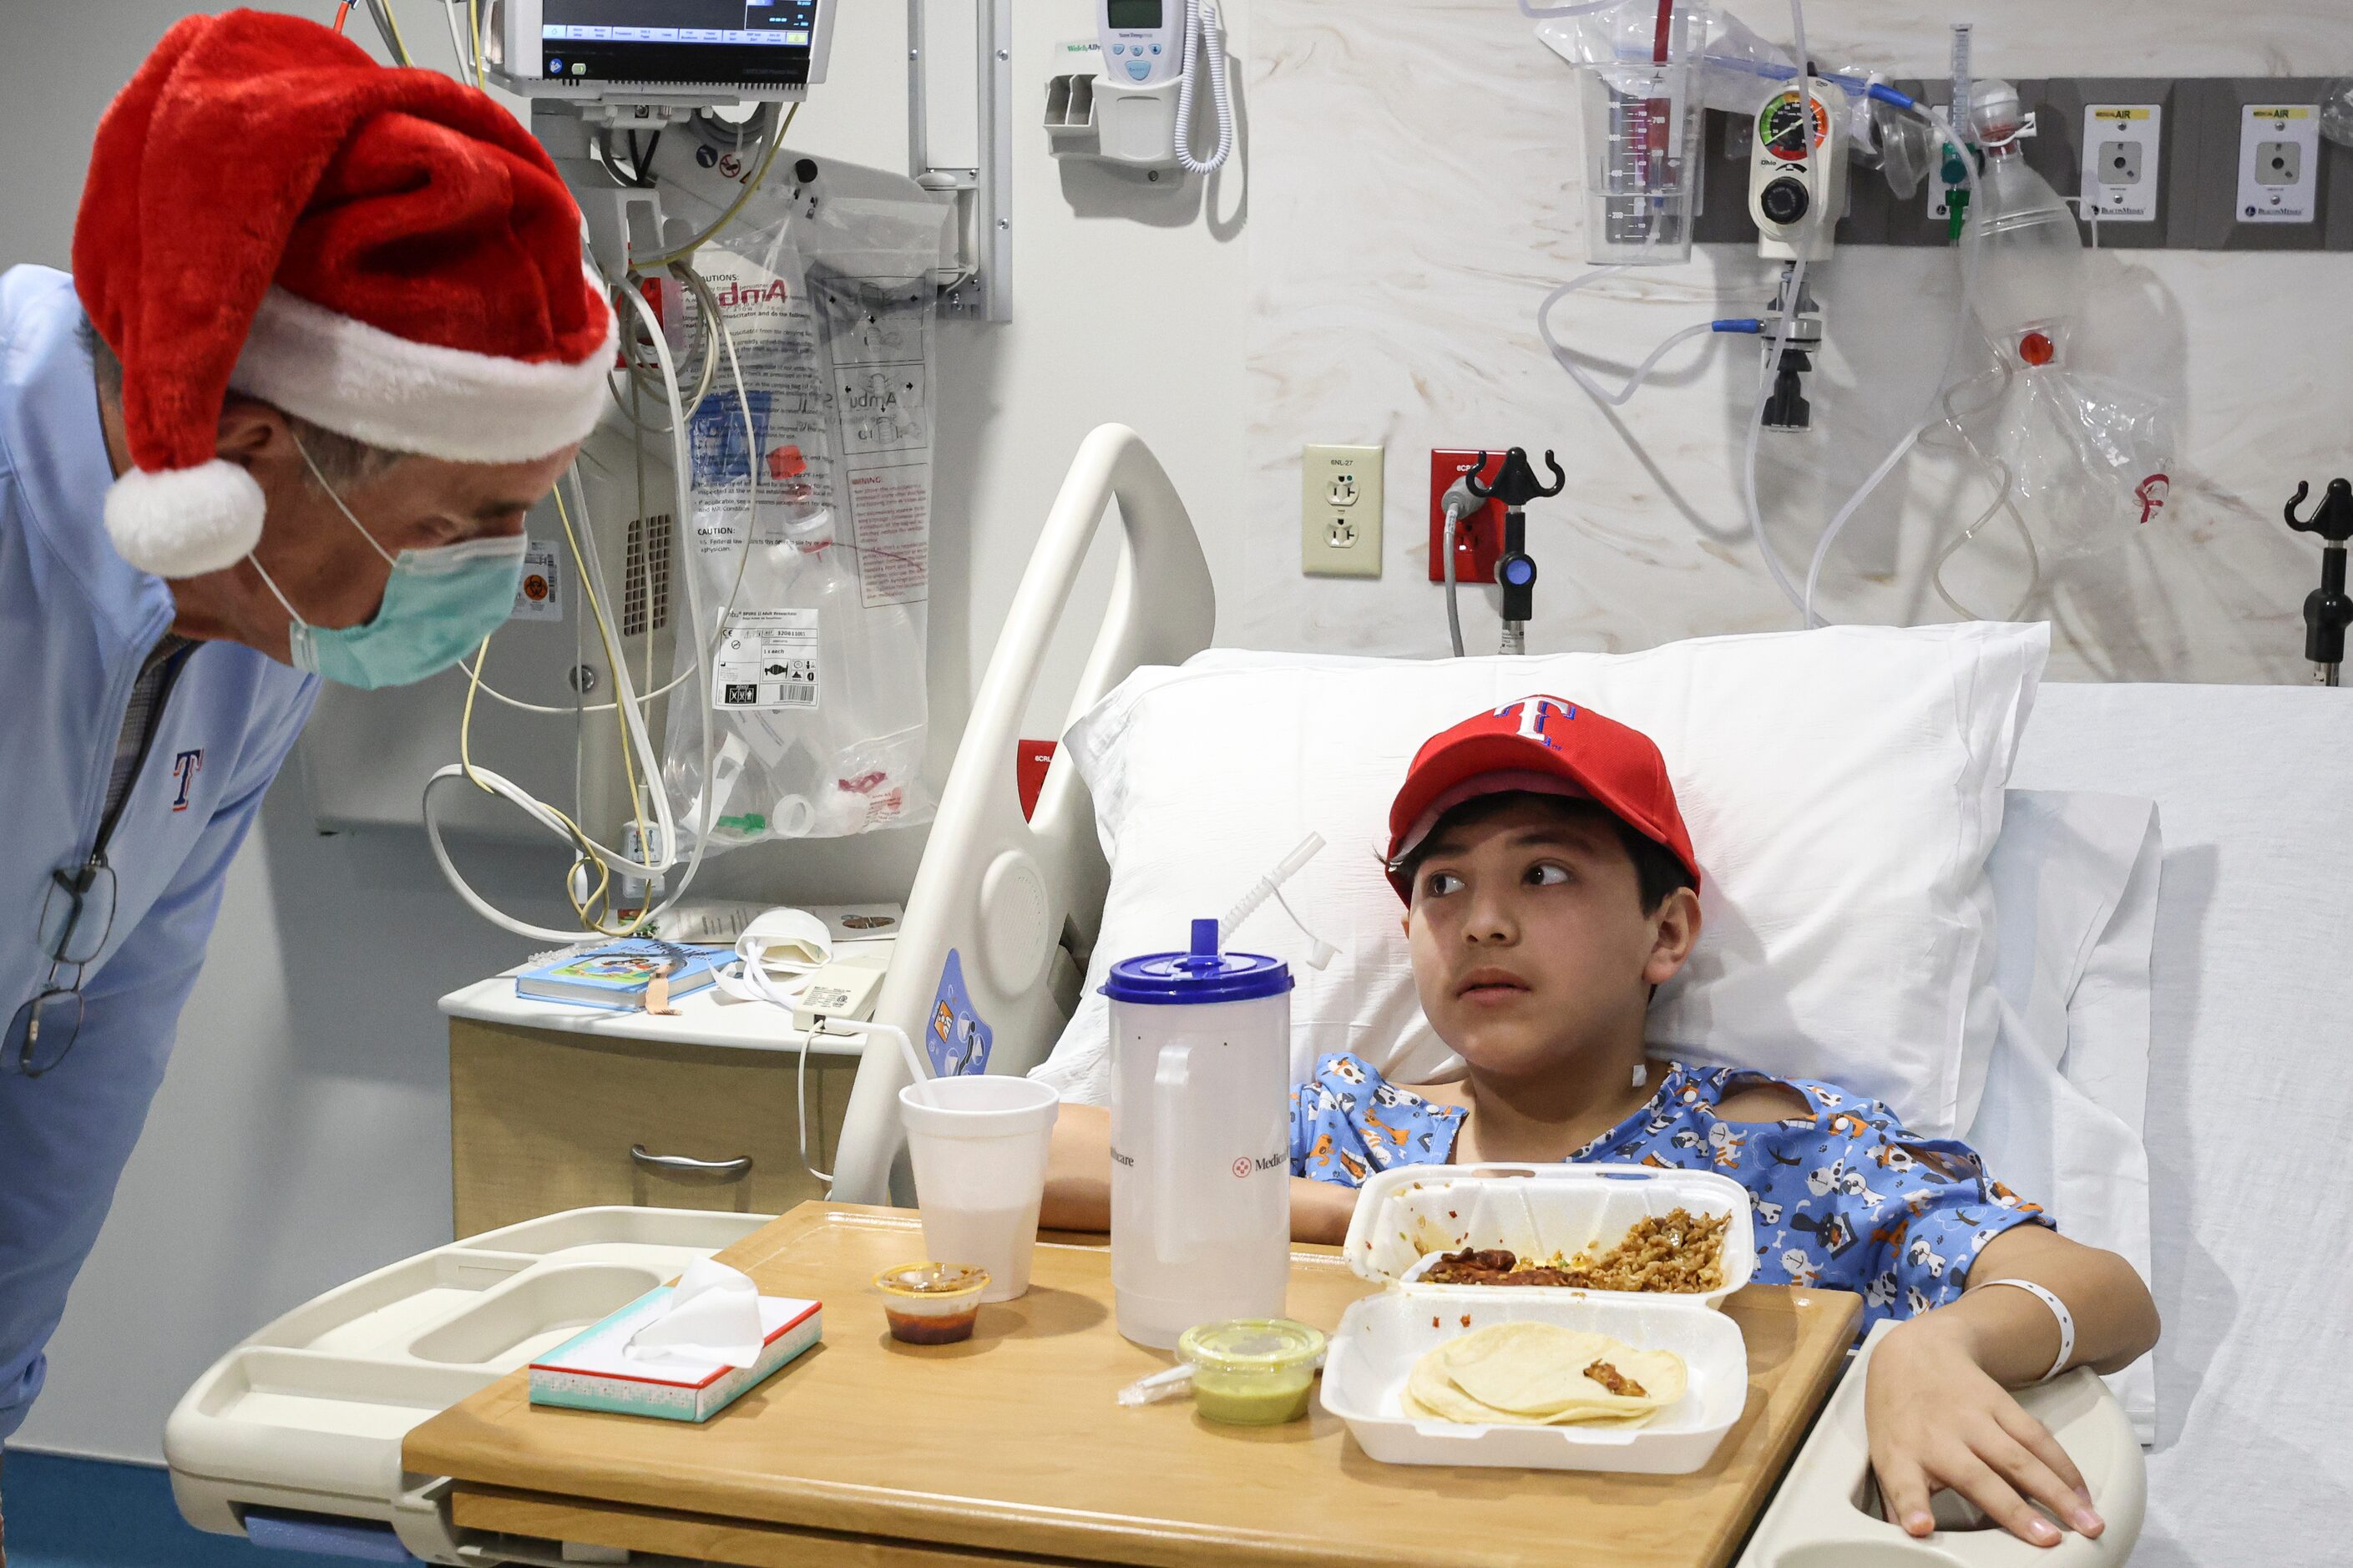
<box><xmin>1977</xmin><ymin>1277</ymin><xmax>2076</xmax><ymax>1383</ymax></box>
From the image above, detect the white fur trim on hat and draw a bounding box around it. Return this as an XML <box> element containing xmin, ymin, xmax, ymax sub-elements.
<box><xmin>227</xmin><ymin>281</ymin><xmax>615</xmax><ymax>464</ymax></box>
<box><xmin>104</xmin><ymin>458</ymin><xmax>266</xmax><ymax>579</ymax></box>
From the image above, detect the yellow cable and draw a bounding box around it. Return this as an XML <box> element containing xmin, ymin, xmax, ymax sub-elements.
<box><xmin>379</xmin><ymin>0</ymin><xmax>413</xmax><ymax>65</ymax></box>
<box><xmin>465</xmin><ymin>0</ymin><xmax>484</xmax><ymax>88</ymax></box>
<box><xmin>449</xmin><ymin>479</ymin><xmax>664</xmax><ymax>940</ymax></box>
<box><xmin>552</xmin><ymin>481</ymin><xmax>657</xmax><ymax>934</ymax></box>
<box><xmin>632</xmin><ymin>102</ymin><xmax>797</xmax><ymax>270</ymax></box>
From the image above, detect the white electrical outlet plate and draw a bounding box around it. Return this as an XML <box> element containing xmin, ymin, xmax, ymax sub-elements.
<box><xmin>1303</xmin><ymin>443</ymin><xmax>1383</xmax><ymax>578</ymax></box>
<box><xmin>2081</xmin><ymin>104</ymin><xmax>2161</xmax><ymax>222</ymax></box>
<box><xmin>2237</xmin><ymin>104</ymin><xmax>2320</xmax><ymax>224</ymax></box>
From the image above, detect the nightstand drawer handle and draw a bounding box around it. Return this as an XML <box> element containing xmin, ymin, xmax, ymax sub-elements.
<box><xmin>630</xmin><ymin>1144</ymin><xmax>753</xmax><ymax>1178</ymax></box>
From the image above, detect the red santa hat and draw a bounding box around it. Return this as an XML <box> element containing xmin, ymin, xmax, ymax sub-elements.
<box><xmin>72</xmin><ymin>10</ymin><xmax>615</xmax><ymax>579</ymax></box>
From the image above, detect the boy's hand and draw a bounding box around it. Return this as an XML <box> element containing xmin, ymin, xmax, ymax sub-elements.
<box><xmin>1865</xmin><ymin>1314</ymin><xmax>2106</xmax><ymax>1548</ymax></box>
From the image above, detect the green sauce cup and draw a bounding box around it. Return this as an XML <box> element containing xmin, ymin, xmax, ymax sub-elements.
<box><xmin>1176</xmin><ymin>1318</ymin><xmax>1327</xmax><ymax>1426</ymax></box>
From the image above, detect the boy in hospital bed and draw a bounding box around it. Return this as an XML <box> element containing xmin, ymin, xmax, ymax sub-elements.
<box><xmin>1043</xmin><ymin>696</ymin><xmax>2159</xmax><ymax>1548</ymax></box>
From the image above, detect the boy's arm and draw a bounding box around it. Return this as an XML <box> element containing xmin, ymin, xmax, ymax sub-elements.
<box><xmin>1040</xmin><ymin>1103</ymin><xmax>1113</xmax><ymax>1232</ymax></box>
<box><xmin>1867</xmin><ymin>1226</ymin><xmax>2158</xmax><ymax>1547</ymax></box>
<box><xmin>1037</xmin><ymin>1103</ymin><xmax>1363</xmax><ymax>1242</ymax></box>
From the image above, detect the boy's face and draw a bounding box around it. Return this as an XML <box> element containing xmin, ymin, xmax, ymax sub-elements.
<box><xmin>1402</xmin><ymin>797</ymin><xmax>1700</xmax><ymax>1081</ymax></box>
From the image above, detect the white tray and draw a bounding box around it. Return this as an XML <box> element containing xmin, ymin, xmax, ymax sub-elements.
<box><xmin>165</xmin><ymin>1206</ymin><xmax>769</xmax><ymax>1553</ymax></box>
<box><xmin>1319</xmin><ymin>1287</ymin><xmax>1749</xmax><ymax>1474</ymax></box>
<box><xmin>1343</xmin><ymin>1162</ymin><xmax>1757</xmax><ymax>1308</ymax></box>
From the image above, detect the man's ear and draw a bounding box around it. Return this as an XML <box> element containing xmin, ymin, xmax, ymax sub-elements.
<box><xmin>215</xmin><ymin>396</ymin><xmax>295</xmax><ymax>467</ymax></box>
<box><xmin>1641</xmin><ymin>886</ymin><xmax>1703</xmax><ymax>987</ymax></box>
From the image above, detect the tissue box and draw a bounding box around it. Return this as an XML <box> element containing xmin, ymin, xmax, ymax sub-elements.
<box><xmin>529</xmin><ymin>1286</ymin><xmax>822</xmax><ymax>1423</ymax></box>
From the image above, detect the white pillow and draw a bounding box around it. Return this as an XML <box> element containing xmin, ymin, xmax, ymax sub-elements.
<box><xmin>1968</xmin><ymin>788</ymin><xmax>2160</xmax><ymax>1440</ymax></box>
<box><xmin>1032</xmin><ymin>622</ymin><xmax>2049</xmax><ymax>1136</ymax></box>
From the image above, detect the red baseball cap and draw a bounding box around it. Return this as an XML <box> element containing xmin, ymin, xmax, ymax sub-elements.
<box><xmin>1384</xmin><ymin>696</ymin><xmax>1701</xmax><ymax>901</ymax></box>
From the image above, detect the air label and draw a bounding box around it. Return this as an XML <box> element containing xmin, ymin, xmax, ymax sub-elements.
<box><xmin>2080</xmin><ymin>104</ymin><xmax>2160</xmax><ymax>224</ymax></box>
<box><xmin>2237</xmin><ymin>104</ymin><xmax>2319</xmax><ymax>224</ymax></box>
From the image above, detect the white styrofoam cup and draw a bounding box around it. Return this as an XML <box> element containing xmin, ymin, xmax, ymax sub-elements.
<box><xmin>898</xmin><ymin>1075</ymin><xmax>1062</xmax><ymax>1302</ymax></box>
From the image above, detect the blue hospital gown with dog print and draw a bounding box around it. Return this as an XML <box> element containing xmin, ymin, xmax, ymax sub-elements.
<box><xmin>1289</xmin><ymin>1052</ymin><xmax>2051</xmax><ymax>1332</ymax></box>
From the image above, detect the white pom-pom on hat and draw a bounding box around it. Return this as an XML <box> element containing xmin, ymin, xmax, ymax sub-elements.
<box><xmin>104</xmin><ymin>459</ymin><xmax>266</xmax><ymax>578</ymax></box>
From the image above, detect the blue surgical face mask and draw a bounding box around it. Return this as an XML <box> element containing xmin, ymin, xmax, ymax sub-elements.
<box><xmin>249</xmin><ymin>440</ymin><xmax>527</xmax><ymax>690</ymax></box>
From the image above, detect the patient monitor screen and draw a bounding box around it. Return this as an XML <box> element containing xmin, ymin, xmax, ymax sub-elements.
<box><xmin>539</xmin><ymin>1</ymin><xmax>822</xmax><ymax>88</ymax></box>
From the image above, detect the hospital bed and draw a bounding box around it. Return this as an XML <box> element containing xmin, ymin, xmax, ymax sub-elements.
<box><xmin>168</xmin><ymin>427</ymin><xmax>2348</xmax><ymax>1565</ymax></box>
<box><xmin>826</xmin><ymin>425</ymin><xmax>2350</xmax><ymax>1566</ymax></box>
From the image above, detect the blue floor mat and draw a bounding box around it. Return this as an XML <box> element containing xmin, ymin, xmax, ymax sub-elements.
<box><xmin>3</xmin><ymin>1449</ymin><xmax>358</xmax><ymax>1568</ymax></box>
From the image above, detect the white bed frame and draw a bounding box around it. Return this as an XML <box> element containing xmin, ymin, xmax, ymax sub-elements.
<box><xmin>828</xmin><ymin>425</ymin><xmax>1214</xmax><ymax>1204</ymax></box>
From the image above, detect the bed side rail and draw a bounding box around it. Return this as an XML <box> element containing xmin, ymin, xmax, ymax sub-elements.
<box><xmin>827</xmin><ymin>425</ymin><xmax>1215</xmax><ymax>1204</ymax></box>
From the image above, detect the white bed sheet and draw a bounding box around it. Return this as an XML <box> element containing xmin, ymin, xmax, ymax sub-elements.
<box><xmin>2011</xmin><ymin>682</ymin><xmax>2353</xmax><ymax>1568</ymax></box>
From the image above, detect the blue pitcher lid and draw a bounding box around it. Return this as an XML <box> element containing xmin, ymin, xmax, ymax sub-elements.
<box><xmin>1102</xmin><ymin>918</ymin><xmax>1293</xmax><ymax>1005</ymax></box>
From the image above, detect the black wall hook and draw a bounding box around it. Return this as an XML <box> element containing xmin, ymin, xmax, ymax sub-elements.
<box><xmin>1463</xmin><ymin>448</ymin><xmax>1566</xmax><ymax>507</ymax></box>
<box><xmin>2283</xmin><ymin>478</ymin><xmax>2353</xmax><ymax>684</ymax></box>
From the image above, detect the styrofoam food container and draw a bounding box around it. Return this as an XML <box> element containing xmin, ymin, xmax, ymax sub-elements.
<box><xmin>1343</xmin><ymin>1162</ymin><xmax>1755</xmax><ymax>1308</ymax></box>
<box><xmin>1318</xmin><ymin>1287</ymin><xmax>1749</xmax><ymax>1474</ymax></box>
<box><xmin>1330</xmin><ymin>1163</ymin><xmax>1756</xmax><ymax>1473</ymax></box>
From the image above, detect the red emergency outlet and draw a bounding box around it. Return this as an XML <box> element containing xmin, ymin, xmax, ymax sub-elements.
<box><xmin>1428</xmin><ymin>449</ymin><xmax>1506</xmax><ymax>585</ymax></box>
<box><xmin>1017</xmin><ymin>739</ymin><xmax>1057</xmax><ymax>821</ymax></box>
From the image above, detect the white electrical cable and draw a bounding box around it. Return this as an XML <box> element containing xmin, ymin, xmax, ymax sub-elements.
<box><xmin>438</xmin><ymin>0</ymin><xmax>473</xmax><ymax>78</ymax></box>
<box><xmin>1172</xmin><ymin>0</ymin><xmax>1234</xmax><ymax>175</ymax></box>
<box><xmin>422</xmin><ymin>285</ymin><xmax>734</xmax><ymax>940</ymax></box>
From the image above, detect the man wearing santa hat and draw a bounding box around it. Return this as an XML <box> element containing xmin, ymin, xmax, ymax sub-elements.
<box><xmin>0</xmin><ymin>12</ymin><xmax>614</xmax><ymax>1531</ymax></box>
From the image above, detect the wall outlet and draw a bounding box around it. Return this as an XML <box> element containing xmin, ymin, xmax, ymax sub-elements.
<box><xmin>2080</xmin><ymin>104</ymin><xmax>2162</xmax><ymax>223</ymax></box>
<box><xmin>1427</xmin><ymin>448</ymin><xmax>1504</xmax><ymax>584</ymax></box>
<box><xmin>2236</xmin><ymin>104</ymin><xmax>2320</xmax><ymax>224</ymax></box>
<box><xmin>1303</xmin><ymin>443</ymin><xmax>1383</xmax><ymax>578</ymax></box>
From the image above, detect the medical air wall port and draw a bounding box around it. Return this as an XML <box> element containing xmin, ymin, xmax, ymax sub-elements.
<box><xmin>1463</xmin><ymin>448</ymin><xmax>1565</xmax><ymax>656</ymax></box>
<box><xmin>2284</xmin><ymin>478</ymin><xmax>2353</xmax><ymax>686</ymax></box>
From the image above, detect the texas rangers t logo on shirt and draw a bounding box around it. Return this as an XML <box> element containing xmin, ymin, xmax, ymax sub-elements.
<box><xmin>170</xmin><ymin>749</ymin><xmax>204</xmax><ymax>811</ymax></box>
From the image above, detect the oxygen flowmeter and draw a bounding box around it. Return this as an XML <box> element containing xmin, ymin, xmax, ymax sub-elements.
<box><xmin>1749</xmin><ymin>78</ymin><xmax>1848</xmax><ymax>260</ymax></box>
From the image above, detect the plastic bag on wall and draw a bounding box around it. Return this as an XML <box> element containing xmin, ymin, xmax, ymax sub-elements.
<box><xmin>1953</xmin><ymin>366</ymin><xmax>2177</xmax><ymax>563</ymax></box>
<box><xmin>656</xmin><ymin>185</ymin><xmax>949</xmax><ymax>848</ymax></box>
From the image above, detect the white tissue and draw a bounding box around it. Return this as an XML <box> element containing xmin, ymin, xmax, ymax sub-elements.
<box><xmin>623</xmin><ymin>1258</ymin><xmax>767</xmax><ymax>1369</ymax></box>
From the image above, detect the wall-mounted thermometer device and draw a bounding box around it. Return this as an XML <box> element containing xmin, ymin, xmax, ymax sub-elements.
<box><xmin>1749</xmin><ymin>79</ymin><xmax>1848</xmax><ymax>261</ymax></box>
<box><xmin>1098</xmin><ymin>0</ymin><xmax>1180</xmax><ymax>86</ymax></box>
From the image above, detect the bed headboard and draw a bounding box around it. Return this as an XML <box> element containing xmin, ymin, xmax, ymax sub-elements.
<box><xmin>827</xmin><ymin>426</ymin><xmax>1215</xmax><ymax>1205</ymax></box>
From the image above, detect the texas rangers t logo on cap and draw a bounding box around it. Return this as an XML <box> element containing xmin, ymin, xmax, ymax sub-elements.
<box><xmin>1493</xmin><ymin>697</ymin><xmax>1578</xmax><ymax>747</ymax></box>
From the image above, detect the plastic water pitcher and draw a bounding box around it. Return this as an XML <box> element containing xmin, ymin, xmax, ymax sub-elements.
<box><xmin>1104</xmin><ymin>918</ymin><xmax>1294</xmax><ymax>1348</ymax></box>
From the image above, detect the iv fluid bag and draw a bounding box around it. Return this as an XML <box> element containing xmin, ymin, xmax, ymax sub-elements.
<box><xmin>656</xmin><ymin>176</ymin><xmax>949</xmax><ymax>850</ymax></box>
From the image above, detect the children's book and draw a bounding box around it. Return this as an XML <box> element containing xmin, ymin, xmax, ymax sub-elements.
<box><xmin>515</xmin><ymin>940</ymin><xmax>726</xmax><ymax>1009</ymax></box>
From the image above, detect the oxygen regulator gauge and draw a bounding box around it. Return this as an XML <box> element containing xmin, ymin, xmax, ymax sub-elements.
<box><xmin>1749</xmin><ymin>81</ymin><xmax>1847</xmax><ymax>261</ymax></box>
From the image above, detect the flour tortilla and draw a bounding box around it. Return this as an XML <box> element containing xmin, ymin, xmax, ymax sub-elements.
<box><xmin>1401</xmin><ymin>1322</ymin><xmax>1685</xmax><ymax>1427</ymax></box>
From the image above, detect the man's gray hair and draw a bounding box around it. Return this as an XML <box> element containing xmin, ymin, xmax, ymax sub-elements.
<box><xmin>83</xmin><ymin>317</ymin><xmax>407</xmax><ymax>490</ymax></box>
